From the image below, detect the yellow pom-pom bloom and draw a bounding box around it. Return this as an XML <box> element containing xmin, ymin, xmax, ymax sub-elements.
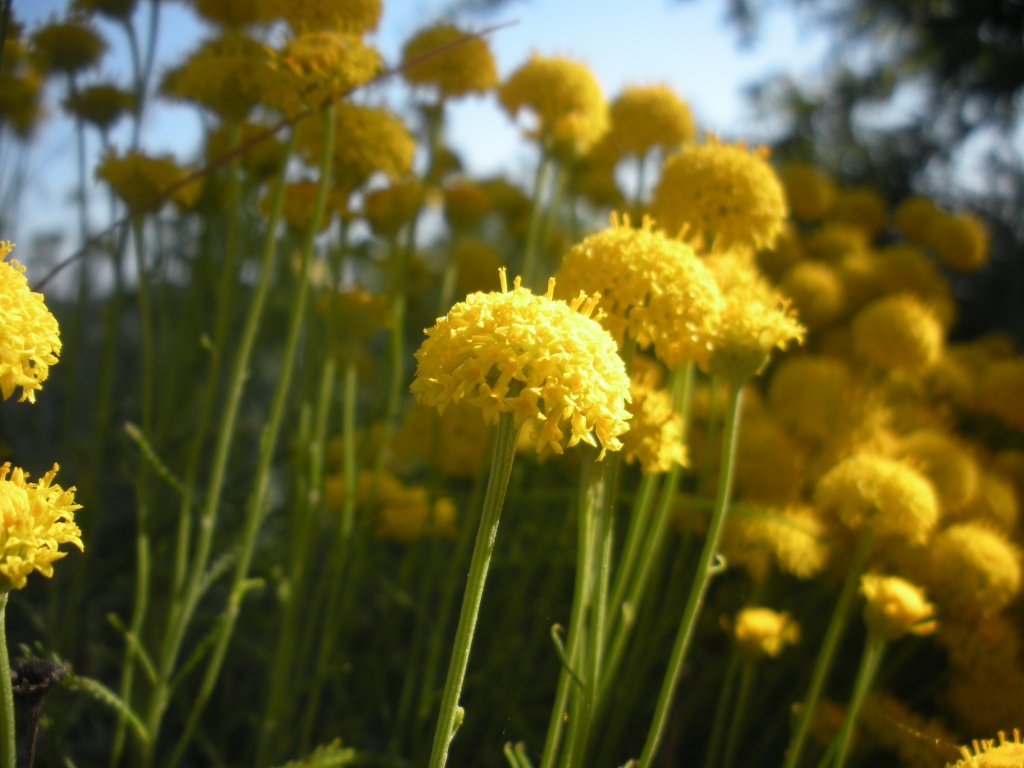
<box><xmin>498</xmin><ymin>54</ymin><xmax>608</xmax><ymax>159</ymax></box>
<box><xmin>400</xmin><ymin>24</ymin><xmax>497</xmax><ymax>99</ymax></box>
<box><xmin>767</xmin><ymin>356</ymin><xmax>853</xmax><ymax>444</ymax></box>
<box><xmin>892</xmin><ymin>195</ymin><xmax>937</xmax><ymax>244</ymax></box>
<box><xmin>651</xmin><ymin>139</ymin><xmax>787</xmax><ymax>251</ymax></box>
<box><xmin>815</xmin><ymin>453</ymin><xmax>939</xmax><ymax>544</ymax></box>
<box><xmin>733</xmin><ymin>607</ymin><xmax>800</xmax><ymax>660</ymax></box>
<box><xmin>860</xmin><ymin>574</ymin><xmax>936</xmax><ymax>641</ymax></box>
<box><xmin>803</xmin><ymin>223</ymin><xmax>869</xmax><ymax>262</ymax></box>
<box><xmin>0</xmin><ymin>463</ymin><xmax>82</xmax><ymax>590</ymax></box>
<box><xmin>554</xmin><ymin>214</ymin><xmax>723</xmax><ymax>368</ymax></box>
<box><xmin>720</xmin><ymin>505</ymin><xmax>830</xmax><ymax>582</ymax></box>
<box><xmin>733</xmin><ymin>414</ymin><xmax>806</xmax><ymax>504</ymax></box>
<box><xmin>852</xmin><ymin>294</ymin><xmax>943</xmax><ymax>373</ymax></box>
<box><xmin>393</xmin><ymin>401</ymin><xmax>490</xmax><ymax>478</ymax></box>
<box><xmin>604</xmin><ymin>84</ymin><xmax>696</xmax><ymax>160</ymax></box>
<box><xmin>279</xmin><ymin>0</ymin><xmax>381</xmax><ymax>34</ymax></box>
<box><xmin>956</xmin><ymin>472</ymin><xmax>1019</xmax><ymax>530</ymax></box>
<box><xmin>895</xmin><ymin>429</ymin><xmax>979</xmax><ymax>513</ymax></box>
<box><xmin>443</xmin><ymin>179</ymin><xmax>491</xmax><ymax>233</ymax></box>
<box><xmin>0</xmin><ymin>243</ymin><xmax>61</xmax><ymax>403</ymax></box>
<box><xmin>411</xmin><ymin>270</ymin><xmax>630</xmax><ymax>459</ymax></box>
<box><xmin>63</xmin><ymin>83</ymin><xmax>135</xmax><ymax>132</ymax></box>
<box><xmin>835</xmin><ymin>250</ymin><xmax>886</xmax><ymax>311</ymax></box>
<box><xmin>876</xmin><ymin>243</ymin><xmax>956</xmax><ymax>327</ymax></box>
<box><xmin>949</xmin><ymin>730</ymin><xmax>1024</xmax><ymax>768</ymax></box>
<box><xmin>30</xmin><ymin>20</ymin><xmax>106</xmax><ymax>76</ymax></box>
<box><xmin>779</xmin><ymin>261</ymin><xmax>846</xmax><ymax>330</ymax></box>
<box><xmin>780</xmin><ymin>162</ymin><xmax>836</xmax><ymax>222</ymax></box>
<box><xmin>930</xmin><ymin>522</ymin><xmax>1022</xmax><ymax>618</ymax></box>
<box><xmin>929</xmin><ymin>212</ymin><xmax>989</xmax><ymax>272</ymax></box>
<box><xmin>623</xmin><ymin>373</ymin><xmax>687</xmax><ymax>474</ymax></box>
<box><xmin>977</xmin><ymin>361</ymin><xmax>1024</xmax><ymax>432</ymax></box>
<box><xmin>362</xmin><ymin>179</ymin><xmax>424</xmax><ymax>240</ymax></box>
<box><xmin>828</xmin><ymin>186</ymin><xmax>887</xmax><ymax>239</ymax></box>
<box><xmin>96</xmin><ymin>150</ymin><xmax>202</xmax><ymax>212</ymax></box>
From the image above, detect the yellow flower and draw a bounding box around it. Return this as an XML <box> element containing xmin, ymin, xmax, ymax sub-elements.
<box><xmin>622</xmin><ymin>373</ymin><xmax>687</xmax><ymax>474</ymax></box>
<box><xmin>732</xmin><ymin>607</ymin><xmax>800</xmax><ymax>660</ymax></box>
<box><xmin>780</xmin><ymin>162</ymin><xmax>836</xmax><ymax>222</ymax></box>
<box><xmin>30</xmin><ymin>20</ymin><xmax>106</xmax><ymax>76</ymax></box>
<box><xmin>948</xmin><ymin>730</ymin><xmax>1024</xmax><ymax>768</ymax></box>
<box><xmin>554</xmin><ymin>214</ymin><xmax>723</xmax><ymax>368</ymax></box>
<box><xmin>498</xmin><ymin>54</ymin><xmax>608</xmax><ymax>159</ymax></box>
<box><xmin>852</xmin><ymin>293</ymin><xmax>943</xmax><ymax>373</ymax></box>
<box><xmin>96</xmin><ymin>150</ymin><xmax>202</xmax><ymax>212</ymax></box>
<box><xmin>0</xmin><ymin>463</ymin><xmax>82</xmax><ymax>590</ymax></box>
<box><xmin>264</xmin><ymin>31</ymin><xmax>381</xmax><ymax>118</ymax></box>
<box><xmin>392</xmin><ymin>401</ymin><xmax>490</xmax><ymax>478</ymax></box>
<box><xmin>376</xmin><ymin>486</ymin><xmax>457</xmax><ymax>543</ymax></box>
<box><xmin>0</xmin><ymin>71</ymin><xmax>44</xmax><ymax>140</ymax></box>
<box><xmin>828</xmin><ymin>186</ymin><xmax>887</xmax><ymax>239</ymax></box>
<box><xmin>205</xmin><ymin>122</ymin><xmax>286</xmax><ymax>184</ymax></box>
<box><xmin>733</xmin><ymin>413</ymin><xmax>806</xmax><ymax>504</ymax></box>
<box><xmin>0</xmin><ymin>243</ymin><xmax>61</xmax><ymax>403</ymax></box>
<box><xmin>860</xmin><ymin>573</ymin><xmax>936</xmax><ymax>641</ymax></box>
<box><xmin>892</xmin><ymin>195</ymin><xmax>937</xmax><ymax>245</ymax></box>
<box><xmin>778</xmin><ymin>261</ymin><xmax>846</xmax><ymax>330</ymax></box>
<box><xmin>62</xmin><ymin>83</ymin><xmax>135</xmax><ymax>132</ymax></box>
<box><xmin>930</xmin><ymin>522</ymin><xmax>1022</xmax><ymax>618</ymax></box>
<box><xmin>895</xmin><ymin>430</ymin><xmax>979</xmax><ymax>513</ymax></box>
<box><xmin>411</xmin><ymin>270</ymin><xmax>630</xmax><ymax>459</ymax></box>
<box><xmin>604</xmin><ymin>84</ymin><xmax>696</xmax><ymax>160</ymax></box>
<box><xmin>803</xmin><ymin>223</ymin><xmax>869</xmax><ymax>262</ymax></box>
<box><xmin>191</xmin><ymin>0</ymin><xmax>275</xmax><ymax>27</ymax></box>
<box><xmin>928</xmin><ymin>211</ymin><xmax>989</xmax><ymax>272</ymax></box>
<box><xmin>650</xmin><ymin>138</ymin><xmax>787</xmax><ymax>251</ymax></box>
<box><xmin>443</xmin><ymin>179</ymin><xmax>491</xmax><ymax>233</ymax></box>
<box><xmin>954</xmin><ymin>471</ymin><xmax>1019</xmax><ymax>531</ymax></box>
<box><xmin>767</xmin><ymin>355</ymin><xmax>854</xmax><ymax>444</ymax></box>
<box><xmin>815</xmin><ymin>453</ymin><xmax>939</xmax><ymax>545</ymax></box>
<box><xmin>268</xmin><ymin>180</ymin><xmax>336</xmax><ymax>233</ymax></box>
<box><xmin>279</xmin><ymin>0</ymin><xmax>381</xmax><ymax>34</ymax></box>
<box><xmin>876</xmin><ymin>243</ymin><xmax>955</xmax><ymax>327</ymax></box>
<box><xmin>720</xmin><ymin>504</ymin><xmax>830</xmax><ymax>582</ymax></box>
<box><xmin>400</xmin><ymin>24</ymin><xmax>497</xmax><ymax>99</ymax></box>
<box><xmin>316</xmin><ymin>286</ymin><xmax>389</xmax><ymax>345</ymax></box>
<box><xmin>362</xmin><ymin>179</ymin><xmax>425</xmax><ymax>240</ymax></box>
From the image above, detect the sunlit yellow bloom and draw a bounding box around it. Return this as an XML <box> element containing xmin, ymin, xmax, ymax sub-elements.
<box><xmin>954</xmin><ymin>471</ymin><xmax>1019</xmax><ymax>531</ymax></box>
<box><xmin>892</xmin><ymin>195</ymin><xmax>937</xmax><ymax>245</ymax></box>
<box><xmin>828</xmin><ymin>186</ymin><xmax>887</xmax><ymax>239</ymax></box>
<box><xmin>62</xmin><ymin>83</ymin><xmax>134</xmax><ymax>132</ymax></box>
<box><xmin>948</xmin><ymin>730</ymin><xmax>1024</xmax><ymax>768</ymax></box>
<box><xmin>860</xmin><ymin>574</ymin><xmax>936</xmax><ymax>641</ymax></box>
<box><xmin>930</xmin><ymin>522</ymin><xmax>1022</xmax><ymax>618</ymax></box>
<box><xmin>400</xmin><ymin>24</ymin><xmax>497</xmax><ymax>99</ymax></box>
<box><xmin>279</xmin><ymin>0</ymin><xmax>381</xmax><ymax>34</ymax></box>
<box><xmin>161</xmin><ymin>33</ymin><xmax>271</xmax><ymax>121</ymax></box>
<box><xmin>603</xmin><ymin>84</ymin><xmax>696</xmax><ymax>160</ymax></box>
<box><xmin>780</xmin><ymin>162</ymin><xmax>836</xmax><ymax>222</ymax></box>
<box><xmin>264</xmin><ymin>31</ymin><xmax>380</xmax><ymax>117</ymax></box>
<box><xmin>732</xmin><ymin>607</ymin><xmax>800</xmax><ymax>660</ymax></box>
<box><xmin>929</xmin><ymin>211</ymin><xmax>989</xmax><ymax>272</ymax></box>
<box><xmin>498</xmin><ymin>54</ymin><xmax>608</xmax><ymax>159</ymax></box>
<box><xmin>834</xmin><ymin>249</ymin><xmax>886</xmax><ymax>311</ymax></box>
<box><xmin>0</xmin><ymin>243</ymin><xmax>60</xmax><ymax>403</ymax></box>
<box><xmin>651</xmin><ymin>138</ymin><xmax>786</xmax><ymax>251</ymax></box>
<box><xmin>895</xmin><ymin>429</ymin><xmax>978</xmax><ymax>513</ymax></box>
<box><xmin>720</xmin><ymin>504</ymin><xmax>829</xmax><ymax>582</ymax></box>
<box><xmin>96</xmin><ymin>150</ymin><xmax>202</xmax><ymax>212</ymax></box>
<box><xmin>30</xmin><ymin>20</ymin><xmax>105</xmax><ymax>76</ymax></box>
<box><xmin>622</xmin><ymin>372</ymin><xmax>686</xmax><ymax>474</ymax></box>
<box><xmin>363</xmin><ymin>179</ymin><xmax>425</xmax><ymax>240</ymax></box>
<box><xmin>411</xmin><ymin>270</ymin><xmax>630</xmax><ymax>459</ymax></box>
<box><xmin>767</xmin><ymin>356</ymin><xmax>853</xmax><ymax>444</ymax></box>
<box><xmin>555</xmin><ymin>214</ymin><xmax>723</xmax><ymax>368</ymax></box>
<box><xmin>815</xmin><ymin>453</ymin><xmax>938</xmax><ymax>544</ymax></box>
<box><xmin>779</xmin><ymin>261</ymin><xmax>846</xmax><ymax>330</ymax></box>
<box><xmin>0</xmin><ymin>463</ymin><xmax>82</xmax><ymax>590</ymax></box>
<box><xmin>852</xmin><ymin>293</ymin><xmax>943</xmax><ymax>374</ymax></box>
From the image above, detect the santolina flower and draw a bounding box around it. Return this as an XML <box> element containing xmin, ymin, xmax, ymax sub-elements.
<box><xmin>400</xmin><ymin>24</ymin><xmax>497</xmax><ymax>99</ymax></box>
<box><xmin>0</xmin><ymin>463</ymin><xmax>82</xmax><ymax>590</ymax></box>
<box><xmin>410</xmin><ymin>269</ymin><xmax>630</xmax><ymax>459</ymax></box>
<box><xmin>732</xmin><ymin>607</ymin><xmax>800</xmax><ymax>660</ymax></box>
<box><xmin>0</xmin><ymin>243</ymin><xmax>61</xmax><ymax>403</ymax></box>
<box><xmin>780</xmin><ymin>162</ymin><xmax>836</xmax><ymax>222</ymax></box>
<box><xmin>622</xmin><ymin>371</ymin><xmax>687</xmax><ymax>474</ymax></box>
<box><xmin>852</xmin><ymin>293</ymin><xmax>943</xmax><ymax>373</ymax></box>
<box><xmin>96</xmin><ymin>150</ymin><xmax>202</xmax><ymax>212</ymax></box>
<box><xmin>603</xmin><ymin>84</ymin><xmax>696</xmax><ymax>160</ymax></box>
<box><xmin>860</xmin><ymin>574</ymin><xmax>936</xmax><ymax>641</ymax></box>
<box><xmin>949</xmin><ymin>729</ymin><xmax>1024</xmax><ymax>768</ymax></box>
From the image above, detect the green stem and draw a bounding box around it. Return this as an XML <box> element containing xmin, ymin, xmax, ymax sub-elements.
<box><xmin>702</xmin><ymin>647</ymin><xmax>742</xmax><ymax>768</ymax></box>
<box><xmin>0</xmin><ymin>593</ymin><xmax>14</xmax><ymax>768</ymax></box>
<box><xmin>829</xmin><ymin>634</ymin><xmax>886</xmax><ymax>768</ymax></box>
<box><xmin>636</xmin><ymin>380</ymin><xmax>744</xmax><ymax>768</ymax></box>
<box><xmin>721</xmin><ymin>660</ymin><xmax>756</xmax><ymax>768</ymax></box>
<box><xmin>781</xmin><ymin>527</ymin><xmax>874</xmax><ymax>768</ymax></box>
<box><xmin>520</xmin><ymin>154</ymin><xmax>551</xmax><ymax>290</ymax></box>
<box><xmin>427</xmin><ymin>411</ymin><xmax>521</xmax><ymax>768</ymax></box>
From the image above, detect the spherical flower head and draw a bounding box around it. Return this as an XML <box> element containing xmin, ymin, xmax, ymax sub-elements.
<box><xmin>0</xmin><ymin>463</ymin><xmax>82</xmax><ymax>590</ymax></box>
<box><xmin>930</xmin><ymin>522</ymin><xmax>1022</xmax><ymax>619</ymax></box>
<box><xmin>411</xmin><ymin>269</ymin><xmax>631</xmax><ymax>459</ymax></box>
<box><xmin>892</xmin><ymin>195</ymin><xmax>937</xmax><ymax>245</ymax></box>
<box><xmin>815</xmin><ymin>453</ymin><xmax>939</xmax><ymax>544</ymax></box>
<box><xmin>780</xmin><ymin>162</ymin><xmax>836</xmax><ymax>222</ymax></box>
<box><xmin>316</xmin><ymin>286</ymin><xmax>389</xmax><ymax>346</ymax></box>
<box><xmin>835</xmin><ymin>250</ymin><xmax>886</xmax><ymax>311</ymax></box>
<box><xmin>376</xmin><ymin>486</ymin><xmax>457</xmax><ymax>543</ymax></box>
<box><xmin>623</xmin><ymin>373</ymin><xmax>687</xmax><ymax>474</ymax></box>
<box><xmin>498</xmin><ymin>54</ymin><xmax>608</xmax><ymax>159</ymax></box>
<box><xmin>852</xmin><ymin>293</ymin><xmax>943</xmax><ymax>374</ymax></box>
<box><xmin>876</xmin><ymin>243</ymin><xmax>956</xmax><ymax>327</ymax></box>
<box><xmin>895</xmin><ymin>429</ymin><xmax>979</xmax><ymax>513</ymax></box>
<box><xmin>779</xmin><ymin>261</ymin><xmax>846</xmax><ymax>330</ymax></box>
<box><xmin>96</xmin><ymin>150</ymin><xmax>202</xmax><ymax>213</ymax></box>
<box><xmin>604</xmin><ymin>84</ymin><xmax>696</xmax><ymax>160</ymax></box>
<box><xmin>0</xmin><ymin>243</ymin><xmax>61</xmax><ymax>403</ymax></box>
<box><xmin>279</xmin><ymin>0</ymin><xmax>381</xmax><ymax>34</ymax></box>
<box><xmin>928</xmin><ymin>212</ymin><xmax>989</xmax><ymax>272</ymax></box>
<box><xmin>554</xmin><ymin>214</ymin><xmax>723</xmax><ymax>369</ymax></box>
<box><xmin>650</xmin><ymin>138</ymin><xmax>787</xmax><ymax>252</ymax></box>
<box><xmin>955</xmin><ymin>471</ymin><xmax>1019</xmax><ymax>531</ymax></box>
<box><xmin>767</xmin><ymin>355</ymin><xmax>854</xmax><ymax>444</ymax></box>
<box><xmin>400</xmin><ymin>24</ymin><xmax>497</xmax><ymax>99</ymax></box>
<box><xmin>860</xmin><ymin>573</ymin><xmax>936</xmax><ymax>641</ymax></box>
<box><xmin>362</xmin><ymin>179</ymin><xmax>424</xmax><ymax>240</ymax></box>
<box><xmin>949</xmin><ymin>730</ymin><xmax>1024</xmax><ymax>768</ymax></box>
<box><xmin>977</xmin><ymin>360</ymin><xmax>1024</xmax><ymax>432</ymax></box>
<box><xmin>721</xmin><ymin>504</ymin><xmax>830</xmax><ymax>582</ymax></box>
<box><xmin>30</xmin><ymin>20</ymin><xmax>106</xmax><ymax>76</ymax></box>
<box><xmin>63</xmin><ymin>83</ymin><xmax>134</xmax><ymax>132</ymax></box>
<box><xmin>732</xmin><ymin>607</ymin><xmax>800</xmax><ymax>660</ymax></box>
<box><xmin>393</xmin><ymin>401</ymin><xmax>490</xmax><ymax>478</ymax></box>
<box><xmin>0</xmin><ymin>70</ymin><xmax>44</xmax><ymax>140</ymax></box>
<box><xmin>268</xmin><ymin>180</ymin><xmax>334</xmax><ymax>234</ymax></box>
<box><xmin>161</xmin><ymin>32</ymin><xmax>271</xmax><ymax>122</ymax></box>
<box><xmin>264</xmin><ymin>31</ymin><xmax>380</xmax><ymax>118</ymax></box>
<box><xmin>443</xmin><ymin>179</ymin><xmax>491</xmax><ymax>232</ymax></box>
<box><xmin>803</xmin><ymin>223</ymin><xmax>870</xmax><ymax>262</ymax></box>
<box><xmin>828</xmin><ymin>186</ymin><xmax>887</xmax><ymax>239</ymax></box>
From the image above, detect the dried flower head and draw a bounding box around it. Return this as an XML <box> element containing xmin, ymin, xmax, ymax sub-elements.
<box><xmin>732</xmin><ymin>607</ymin><xmax>800</xmax><ymax>660</ymax></box>
<box><xmin>400</xmin><ymin>24</ymin><xmax>497</xmax><ymax>99</ymax></box>
<box><xmin>860</xmin><ymin>573</ymin><xmax>936</xmax><ymax>641</ymax></box>
<box><xmin>604</xmin><ymin>84</ymin><xmax>696</xmax><ymax>160</ymax></box>
<box><xmin>650</xmin><ymin>138</ymin><xmax>787</xmax><ymax>251</ymax></box>
<box><xmin>0</xmin><ymin>463</ymin><xmax>82</xmax><ymax>590</ymax></box>
<box><xmin>0</xmin><ymin>243</ymin><xmax>61</xmax><ymax>403</ymax></box>
<box><xmin>411</xmin><ymin>270</ymin><xmax>630</xmax><ymax>459</ymax></box>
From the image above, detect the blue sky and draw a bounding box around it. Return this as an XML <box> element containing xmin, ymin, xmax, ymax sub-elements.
<box><xmin>15</xmin><ymin>0</ymin><xmax>832</xmax><ymax>275</ymax></box>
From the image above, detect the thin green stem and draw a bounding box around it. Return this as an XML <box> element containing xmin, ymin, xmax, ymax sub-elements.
<box><xmin>636</xmin><ymin>380</ymin><xmax>744</xmax><ymax>768</ymax></box>
<box><xmin>520</xmin><ymin>154</ymin><xmax>550</xmax><ymax>290</ymax></box>
<box><xmin>0</xmin><ymin>592</ymin><xmax>14</xmax><ymax>768</ymax></box>
<box><xmin>781</xmin><ymin>527</ymin><xmax>875</xmax><ymax>768</ymax></box>
<box><xmin>427</xmin><ymin>411</ymin><xmax>521</xmax><ymax>768</ymax></box>
<box><xmin>829</xmin><ymin>634</ymin><xmax>886</xmax><ymax>768</ymax></box>
<box><xmin>721</xmin><ymin>660</ymin><xmax>756</xmax><ymax>768</ymax></box>
<box><xmin>702</xmin><ymin>648</ymin><xmax>742</xmax><ymax>768</ymax></box>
